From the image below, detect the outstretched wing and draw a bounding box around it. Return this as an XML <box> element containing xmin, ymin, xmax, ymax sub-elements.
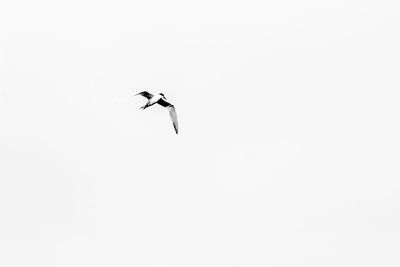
<box><xmin>136</xmin><ymin>91</ymin><xmax>154</xmax><ymax>99</ymax></box>
<box><xmin>168</xmin><ymin>106</ymin><xmax>178</xmax><ymax>134</ymax></box>
<box><xmin>157</xmin><ymin>98</ymin><xmax>178</xmax><ymax>134</ymax></box>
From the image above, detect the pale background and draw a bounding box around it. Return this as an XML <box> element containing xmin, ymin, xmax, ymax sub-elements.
<box><xmin>0</xmin><ymin>0</ymin><xmax>399</xmax><ymax>266</ymax></box>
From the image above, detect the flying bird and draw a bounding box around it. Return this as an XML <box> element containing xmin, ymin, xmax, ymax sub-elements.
<box><xmin>136</xmin><ymin>91</ymin><xmax>178</xmax><ymax>134</ymax></box>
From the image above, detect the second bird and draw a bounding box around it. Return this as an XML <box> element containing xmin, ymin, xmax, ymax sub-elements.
<box><xmin>136</xmin><ymin>91</ymin><xmax>179</xmax><ymax>134</ymax></box>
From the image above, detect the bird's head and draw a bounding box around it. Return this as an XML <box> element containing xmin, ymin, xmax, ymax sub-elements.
<box><xmin>160</xmin><ymin>93</ymin><xmax>167</xmax><ymax>99</ymax></box>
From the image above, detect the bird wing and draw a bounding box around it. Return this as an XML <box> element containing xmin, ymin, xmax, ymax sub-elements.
<box><xmin>168</xmin><ymin>106</ymin><xmax>178</xmax><ymax>134</ymax></box>
<box><xmin>136</xmin><ymin>91</ymin><xmax>154</xmax><ymax>99</ymax></box>
<box><xmin>157</xmin><ymin>99</ymin><xmax>178</xmax><ymax>134</ymax></box>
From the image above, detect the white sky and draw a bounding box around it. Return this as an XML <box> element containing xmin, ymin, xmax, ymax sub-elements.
<box><xmin>1</xmin><ymin>0</ymin><xmax>399</xmax><ymax>266</ymax></box>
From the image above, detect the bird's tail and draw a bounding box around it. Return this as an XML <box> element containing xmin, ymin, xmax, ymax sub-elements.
<box><xmin>140</xmin><ymin>104</ymin><xmax>149</xmax><ymax>110</ymax></box>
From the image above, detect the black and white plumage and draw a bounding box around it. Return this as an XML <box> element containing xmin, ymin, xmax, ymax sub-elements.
<box><xmin>136</xmin><ymin>91</ymin><xmax>178</xmax><ymax>134</ymax></box>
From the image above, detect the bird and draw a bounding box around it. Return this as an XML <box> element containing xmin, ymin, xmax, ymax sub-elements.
<box><xmin>135</xmin><ymin>91</ymin><xmax>179</xmax><ymax>134</ymax></box>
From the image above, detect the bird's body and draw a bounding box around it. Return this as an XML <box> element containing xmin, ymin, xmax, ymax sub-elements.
<box><xmin>136</xmin><ymin>91</ymin><xmax>179</xmax><ymax>134</ymax></box>
<box><xmin>148</xmin><ymin>95</ymin><xmax>162</xmax><ymax>105</ymax></box>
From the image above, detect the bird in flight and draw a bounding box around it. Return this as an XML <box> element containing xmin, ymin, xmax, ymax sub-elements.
<box><xmin>136</xmin><ymin>91</ymin><xmax>179</xmax><ymax>134</ymax></box>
